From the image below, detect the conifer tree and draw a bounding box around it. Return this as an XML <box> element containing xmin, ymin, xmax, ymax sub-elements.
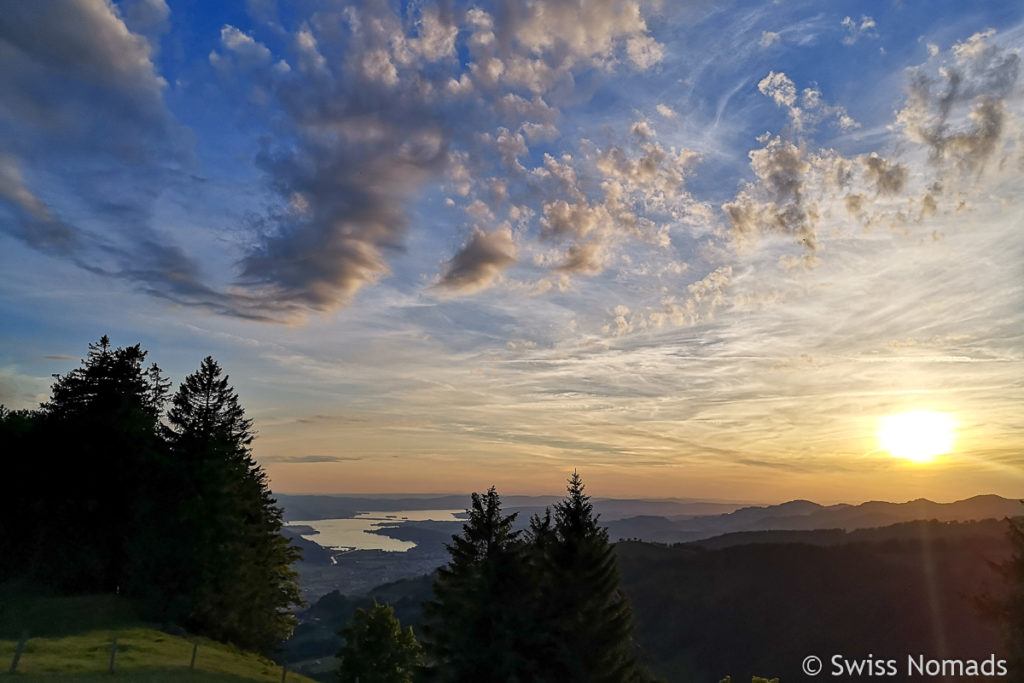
<box><xmin>164</xmin><ymin>356</ymin><xmax>302</xmax><ymax>654</ymax></box>
<box><xmin>2</xmin><ymin>341</ymin><xmax>301</xmax><ymax>654</ymax></box>
<box><xmin>537</xmin><ymin>471</ymin><xmax>652</xmax><ymax>682</ymax></box>
<box><xmin>1007</xmin><ymin>512</ymin><xmax>1024</xmax><ymax>682</ymax></box>
<box><xmin>31</xmin><ymin>336</ymin><xmax>169</xmax><ymax>592</ymax></box>
<box><xmin>0</xmin><ymin>405</ymin><xmax>42</xmax><ymax>581</ymax></box>
<box><xmin>422</xmin><ymin>486</ymin><xmax>543</xmax><ymax>681</ymax></box>
<box><xmin>336</xmin><ymin>600</ymin><xmax>423</xmax><ymax>683</ymax></box>
<box><xmin>983</xmin><ymin>506</ymin><xmax>1024</xmax><ymax>682</ymax></box>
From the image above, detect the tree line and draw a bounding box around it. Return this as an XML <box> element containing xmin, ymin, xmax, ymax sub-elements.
<box><xmin>336</xmin><ymin>473</ymin><xmax>660</xmax><ymax>682</ymax></box>
<box><xmin>0</xmin><ymin>336</ymin><xmax>302</xmax><ymax>654</ymax></box>
<box><xmin>328</xmin><ymin>481</ymin><xmax>1024</xmax><ymax>683</ymax></box>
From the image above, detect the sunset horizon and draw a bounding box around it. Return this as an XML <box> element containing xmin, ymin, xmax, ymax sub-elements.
<box><xmin>2</xmin><ymin>0</ymin><xmax>1022</xmax><ymax>506</ymax></box>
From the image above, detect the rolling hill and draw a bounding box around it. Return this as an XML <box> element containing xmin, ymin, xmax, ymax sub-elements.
<box><xmin>0</xmin><ymin>590</ymin><xmax>318</xmax><ymax>683</ymax></box>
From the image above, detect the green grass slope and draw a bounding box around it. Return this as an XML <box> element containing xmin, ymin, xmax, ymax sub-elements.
<box><xmin>0</xmin><ymin>588</ymin><xmax>317</xmax><ymax>683</ymax></box>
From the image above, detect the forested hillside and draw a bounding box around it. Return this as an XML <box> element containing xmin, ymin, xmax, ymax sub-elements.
<box><xmin>618</xmin><ymin>527</ymin><xmax>1012</xmax><ymax>681</ymax></box>
<box><xmin>285</xmin><ymin>518</ymin><xmax>1018</xmax><ymax>682</ymax></box>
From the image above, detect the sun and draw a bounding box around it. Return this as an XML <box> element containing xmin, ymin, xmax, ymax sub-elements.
<box><xmin>877</xmin><ymin>411</ymin><xmax>956</xmax><ymax>464</ymax></box>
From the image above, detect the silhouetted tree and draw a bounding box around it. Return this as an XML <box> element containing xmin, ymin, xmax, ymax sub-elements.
<box><xmin>422</xmin><ymin>486</ymin><xmax>544</xmax><ymax>681</ymax></box>
<box><xmin>336</xmin><ymin>600</ymin><xmax>423</xmax><ymax>683</ymax></box>
<box><xmin>0</xmin><ymin>405</ymin><xmax>42</xmax><ymax>580</ymax></box>
<box><xmin>536</xmin><ymin>471</ymin><xmax>652</xmax><ymax>682</ymax></box>
<box><xmin>26</xmin><ymin>336</ymin><xmax>170</xmax><ymax>592</ymax></box>
<box><xmin>163</xmin><ymin>356</ymin><xmax>302</xmax><ymax>654</ymax></box>
<box><xmin>981</xmin><ymin>506</ymin><xmax>1024</xmax><ymax>682</ymax></box>
<box><xmin>1007</xmin><ymin>511</ymin><xmax>1024</xmax><ymax>682</ymax></box>
<box><xmin>1</xmin><ymin>340</ymin><xmax>302</xmax><ymax>655</ymax></box>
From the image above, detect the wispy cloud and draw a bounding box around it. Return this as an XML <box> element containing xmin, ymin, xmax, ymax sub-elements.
<box><xmin>841</xmin><ymin>15</ymin><xmax>878</xmax><ymax>46</ymax></box>
<box><xmin>1</xmin><ymin>1</ymin><xmax>1021</xmax><ymax>499</ymax></box>
<box><xmin>261</xmin><ymin>454</ymin><xmax>364</xmax><ymax>464</ymax></box>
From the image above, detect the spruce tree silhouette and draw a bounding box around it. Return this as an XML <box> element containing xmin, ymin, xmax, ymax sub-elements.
<box><xmin>165</xmin><ymin>356</ymin><xmax>302</xmax><ymax>654</ymax></box>
<box><xmin>32</xmin><ymin>336</ymin><xmax>169</xmax><ymax>592</ymax></box>
<box><xmin>422</xmin><ymin>477</ymin><xmax>656</xmax><ymax>681</ymax></box>
<box><xmin>537</xmin><ymin>471</ymin><xmax>654</xmax><ymax>682</ymax></box>
<box><xmin>422</xmin><ymin>486</ymin><xmax>543</xmax><ymax>681</ymax></box>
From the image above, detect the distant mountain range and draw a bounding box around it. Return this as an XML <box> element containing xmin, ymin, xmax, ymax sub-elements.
<box><xmin>274</xmin><ymin>493</ymin><xmax>746</xmax><ymax>523</ymax></box>
<box><xmin>605</xmin><ymin>494</ymin><xmax>1022</xmax><ymax>544</ymax></box>
<box><xmin>277</xmin><ymin>492</ymin><xmax>1021</xmax><ymax>546</ymax></box>
<box><xmin>277</xmin><ymin>494</ymin><xmax>558</xmax><ymax>521</ymax></box>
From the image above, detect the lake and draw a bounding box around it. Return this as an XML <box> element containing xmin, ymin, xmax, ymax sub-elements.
<box><xmin>286</xmin><ymin>509</ymin><xmax>464</xmax><ymax>552</ymax></box>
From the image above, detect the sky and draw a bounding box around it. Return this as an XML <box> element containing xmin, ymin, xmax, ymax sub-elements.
<box><xmin>1</xmin><ymin>0</ymin><xmax>1022</xmax><ymax>504</ymax></box>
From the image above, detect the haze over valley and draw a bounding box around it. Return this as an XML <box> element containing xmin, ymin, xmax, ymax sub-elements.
<box><xmin>279</xmin><ymin>492</ymin><xmax>1022</xmax><ymax>598</ymax></box>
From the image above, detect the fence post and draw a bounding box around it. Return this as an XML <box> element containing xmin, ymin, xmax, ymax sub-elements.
<box><xmin>280</xmin><ymin>664</ymin><xmax>288</xmax><ymax>682</ymax></box>
<box><xmin>108</xmin><ymin>637</ymin><xmax>118</xmax><ymax>674</ymax></box>
<box><xmin>8</xmin><ymin>630</ymin><xmax>28</xmax><ymax>674</ymax></box>
<box><xmin>190</xmin><ymin>642</ymin><xmax>198</xmax><ymax>669</ymax></box>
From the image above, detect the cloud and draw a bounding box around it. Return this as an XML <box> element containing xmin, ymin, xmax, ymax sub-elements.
<box><xmin>460</xmin><ymin>0</ymin><xmax>663</xmax><ymax>94</ymax></box>
<box><xmin>841</xmin><ymin>15</ymin><xmax>878</xmax><ymax>45</ymax></box>
<box><xmin>261</xmin><ymin>454</ymin><xmax>364</xmax><ymax>463</ymax></box>
<box><xmin>758</xmin><ymin>71</ymin><xmax>798</xmax><ymax>108</ymax></box>
<box><xmin>509</xmin><ymin>0</ymin><xmax>662</xmax><ymax>71</ymax></box>
<box><xmin>435</xmin><ymin>226</ymin><xmax>518</xmax><ymax>294</ymax></box>
<box><xmin>603</xmin><ymin>304</ymin><xmax>633</xmax><ymax>336</ymax></box>
<box><xmin>716</xmin><ymin>30</ymin><xmax>1020</xmax><ymax>275</ymax></box>
<box><xmin>1</xmin><ymin>0</ymin><xmax>670</xmax><ymax>319</ymax></box>
<box><xmin>555</xmin><ymin>238</ymin><xmax>608</xmax><ymax>274</ymax></box>
<box><xmin>0</xmin><ymin>156</ymin><xmax>78</xmax><ymax>254</ymax></box>
<box><xmin>294</xmin><ymin>414</ymin><xmax>369</xmax><ymax>425</ymax></box>
<box><xmin>0</xmin><ymin>0</ymin><xmax>174</xmax><ymax>159</ymax></box>
<box><xmin>7</xmin><ymin>0</ymin><xmax>1016</xmax><ymax>342</ymax></box>
<box><xmin>465</xmin><ymin>126</ymin><xmax>706</xmax><ymax>285</ymax></box>
<box><xmin>651</xmin><ymin>266</ymin><xmax>733</xmax><ymax>328</ymax></box>
<box><xmin>895</xmin><ymin>29</ymin><xmax>1020</xmax><ymax>175</ymax></box>
<box><xmin>0</xmin><ymin>0</ymin><xmax>224</xmax><ymax>311</ymax></box>
<box><xmin>224</xmin><ymin>5</ymin><xmax>459</xmax><ymax>312</ymax></box>
<box><xmin>723</xmin><ymin>136</ymin><xmax>819</xmax><ymax>253</ymax></box>
<box><xmin>0</xmin><ymin>367</ymin><xmax>51</xmax><ymax>409</ymax></box>
<box><xmin>862</xmin><ymin>153</ymin><xmax>908</xmax><ymax>195</ymax></box>
<box><xmin>118</xmin><ymin>0</ymin><xmax>170</xmax><ymax>44</ymax></box>
<box><xmin>760</xmin><ymin>31</ymin><xmax>781</xmax><ymax>48</ymax></box>
<box><xmin>405</xmin><ymin>5</ymin><xmax>458</xmax><ymax>62</ymax></box>
<box><xmin>626</xmin><ymin>34</ymin><xmax>664</xmax><ymax>69</ymax></box>
<box><xmin>758</xmin><ymin>71</ymin><xmax>858</xmax><ymax>132</ymax></box>
<box><xmin>601</xmin><ymin>264</ymin><xmax>734</xmax><ymax>336</ymax></box>
<box><xmin>226</xmin><ymin>0</ymin><xmax>665</xmax><ymax>314</ymax></box>
<box><xmin>218</xmin><ymin>24</ymin><xmax>272</xmax><ymax>66</ymax></box>
<box><xmin>497</xmin><ymin>93</ymin><xmax>560</xmax><ymax>140</ymax></box>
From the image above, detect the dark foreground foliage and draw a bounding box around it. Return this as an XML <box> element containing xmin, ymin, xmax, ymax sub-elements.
<box><xmin>288</xmin><ymin>517</ymin><xmax>1011</xmax><ymax>683</ymax></box>
<box><xmin>336</xmin><ymin>600</ymin><xmax>423</xmax><ymax>683</ymax></box>
<box><xmin>0</xmin><ymin>337</ymin><xmax>303</xmax><ymax>655</ymax></box>
<box><xmin>420</xmin><ymin>474</ymin><xmax>656</xmax><ymax>682</ymax></box>
<box><xmin>619</xmin><ymin>523</ymin><xmax>1011</xmax><ymax>682</ymax></box>
<box><xmin>977</xmin><ymin>505</ymin><xmax>1024</xmax><ymax>683</ymax></box>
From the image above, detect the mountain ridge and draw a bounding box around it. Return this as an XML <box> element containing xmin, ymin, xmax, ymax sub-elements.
<box><xmin>607</xmin><ymin>493</ymin><xmax>1022</xmax><ymax>543</ymax></box>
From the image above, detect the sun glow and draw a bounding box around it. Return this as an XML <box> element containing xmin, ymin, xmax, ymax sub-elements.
<box><xmin>877</xmin><ymin>411</ymin><xmax>956</xmax><ymax>464</ymax></box>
